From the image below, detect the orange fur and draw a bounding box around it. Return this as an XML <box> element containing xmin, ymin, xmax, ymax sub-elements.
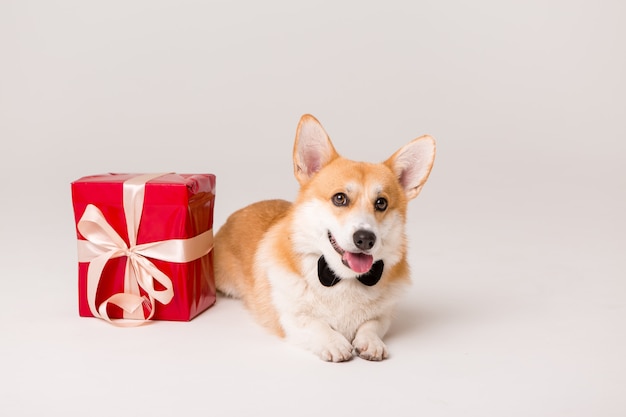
<box><xmin>213</xmin><ymin>200</ymin><xmax>291</xmax><ymax>336</ymax></box>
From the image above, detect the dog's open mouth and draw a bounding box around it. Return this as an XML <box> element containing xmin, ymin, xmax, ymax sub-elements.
<box><xmin>328</xmin><ymin>231</ymin><xmax>374</xmax><ymax>274</ymax></box>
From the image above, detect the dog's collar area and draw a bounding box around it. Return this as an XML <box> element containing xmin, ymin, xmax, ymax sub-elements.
<box><xmin>317</xmin><ymin>255</ymin><xmax>384</xmax><ymax>287</ymax></box>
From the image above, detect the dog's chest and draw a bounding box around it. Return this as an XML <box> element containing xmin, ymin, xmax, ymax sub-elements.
<box><xmin>267</xmin><ymin>263</ymin><xmax>402</xmax><ymax>338</ymax></box>
<box><xmin>309</xmin><ymin>281</ymin><xmax>389</xmax><ymax>334</ymax></box>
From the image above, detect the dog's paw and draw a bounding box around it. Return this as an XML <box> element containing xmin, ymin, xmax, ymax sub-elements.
<box><xmin>318</xmin><ymin>335</ymin><xmax>354</xmax><ymax>362</ymax></box>
<box><xmin>353</xmin><ymin>334</ymin><xmax>389</xmax><ymax>361</ymax></box>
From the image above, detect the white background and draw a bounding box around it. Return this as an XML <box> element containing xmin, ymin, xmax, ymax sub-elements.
<box><xmin>1</xmin><ymin>1</ymin><xmax>625</xmax><ymax>416</ymax></box>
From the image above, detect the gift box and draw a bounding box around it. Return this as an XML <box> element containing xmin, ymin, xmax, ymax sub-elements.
<box><xmin>71</xmin><ymin>173</ymin><xmax>216</xmax><ymax>325</ymax></box>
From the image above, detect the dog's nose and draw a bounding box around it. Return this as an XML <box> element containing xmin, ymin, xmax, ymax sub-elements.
<box><xmin>353</xmin><ymin>230</ymin><xmax>376</xmax><ymax>251</ymax></box>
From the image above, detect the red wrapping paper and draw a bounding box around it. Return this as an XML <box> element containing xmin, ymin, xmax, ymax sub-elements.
<box><xmin>71</xmin><ymin>173</ymin><xmax>216</xmax><ymax>322</ymax></box>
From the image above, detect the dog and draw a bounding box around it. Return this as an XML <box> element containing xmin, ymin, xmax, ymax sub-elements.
<box><xmin>214</xmin><ymin>114</ymin><xmax>436</xmax><ymax>361</ymax></box>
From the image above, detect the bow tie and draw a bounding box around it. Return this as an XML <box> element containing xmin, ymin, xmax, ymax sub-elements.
<box><xmin>317</xmin><ymin>255</ymin><xmax>384</xmax><ymax>287</ymax></box>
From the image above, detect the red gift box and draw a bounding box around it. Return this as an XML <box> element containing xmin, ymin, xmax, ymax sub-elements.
<box><xmin>71</xmin><ymin>173</ymin><xmax>216</xmax><ymax>324</ymax></box>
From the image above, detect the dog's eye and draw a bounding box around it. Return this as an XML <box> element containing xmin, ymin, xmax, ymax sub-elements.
<box><xmin>332</xmin><ymin>193</ymin><xmax>349</xmax><ymax>207</ymax></box>
<box><xmin>375</xmin><ymin>197</ymin><xmax>388</xmax><ymax>211</ymax></box>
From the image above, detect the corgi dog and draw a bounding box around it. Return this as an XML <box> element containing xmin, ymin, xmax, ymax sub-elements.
<box><xmin>214</xmin><ymin>114</ymin><xmax>436</xmax><ymax>362</ymax></box>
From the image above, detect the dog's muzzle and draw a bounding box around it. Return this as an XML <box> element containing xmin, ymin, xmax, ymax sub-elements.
<box><xmin>327</xmin><ymin>231</ymin><xmax>375</xmax><ymax>274</ymax></box>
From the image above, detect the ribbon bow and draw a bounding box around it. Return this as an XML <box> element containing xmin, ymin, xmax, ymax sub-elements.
<box><xmin>76</xmin><ymin>173</ymin><xmax>214</xmax><ymax>326</ymax></box>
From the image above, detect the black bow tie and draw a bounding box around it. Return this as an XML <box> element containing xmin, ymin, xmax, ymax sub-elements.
<box><xmin>317</xmin><ymin>256</ymin><xmax>384</xmax><ymax>287</ymax></box>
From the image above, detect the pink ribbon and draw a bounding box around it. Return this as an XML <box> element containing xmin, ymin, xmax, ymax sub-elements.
<box><xmin>76</xmin><ymin>173</ymin><xmax>214</xmax><ymax>326</ymax></box>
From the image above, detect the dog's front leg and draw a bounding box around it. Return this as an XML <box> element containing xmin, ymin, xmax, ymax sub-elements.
<box><xmin>284</xmin><ymin>318</ymin><xmax>354</xmax><ymax>362</ymax></box>
<box><xmin>352</xmin><ymin>316</ymin><xmax>392</xmax><ymax>361</ymax></box>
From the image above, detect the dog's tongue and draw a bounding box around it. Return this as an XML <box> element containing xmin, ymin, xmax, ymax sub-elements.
<box><xmin>343</xmin><ymin>252</ymin><xmax>374</xmax><ymax>274</ymax></box>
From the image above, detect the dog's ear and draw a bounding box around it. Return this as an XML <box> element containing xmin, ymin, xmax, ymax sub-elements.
<box><xmin>385</xmin><ymin>135</ymin><xmax>436</xmax><ymax>200</ymax></box>
<box><xmin>293</xmin><ymin>114</ymin><xmax>339</xmax><ymax>184</ymax></box>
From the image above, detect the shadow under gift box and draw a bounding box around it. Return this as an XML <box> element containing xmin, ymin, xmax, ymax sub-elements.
<box><xmin>71</xmin><ymin>173</ymin><xmax>216</xmax><ymax>321</ymax></box>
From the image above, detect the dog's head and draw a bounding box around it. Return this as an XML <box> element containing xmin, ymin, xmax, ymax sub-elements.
<box><xmin>291</xmin><ymin>114</ymin><xmax>436</xmax><ymax>280</ymax></box>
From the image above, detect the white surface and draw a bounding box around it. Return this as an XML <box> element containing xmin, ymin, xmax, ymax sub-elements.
<box><xmin>1</xmin><ymin>1</ymin><xmax>625</xmax><ymax>416</ymax></box>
